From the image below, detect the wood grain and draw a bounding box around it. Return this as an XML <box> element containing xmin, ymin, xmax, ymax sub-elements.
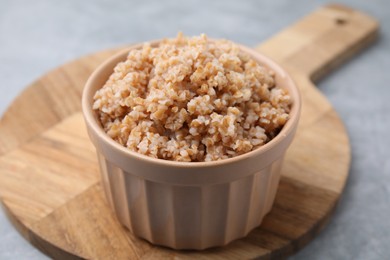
<box><xmin>0</xmin><ymin>4</ymin><xmax>378</xmax><ymax>259</ymax></box>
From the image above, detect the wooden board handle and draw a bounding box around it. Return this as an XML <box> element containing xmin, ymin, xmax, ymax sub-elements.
<box><xmin>256</xmin><ymin>4</ymin><xmax>379</xmax><ymax>82</ymax></box>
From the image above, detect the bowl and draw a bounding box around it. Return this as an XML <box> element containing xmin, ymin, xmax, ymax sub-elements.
<box><xmin>82</xmin><ymin>40</ymin><xmax>301</xmax><ymax>250</ymax></box>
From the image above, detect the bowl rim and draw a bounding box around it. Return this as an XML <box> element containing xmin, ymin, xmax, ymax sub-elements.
<box><xmin>82</xmin><ymin>39</ymin><xmax>301</xmax><ymax>169</ymax></box>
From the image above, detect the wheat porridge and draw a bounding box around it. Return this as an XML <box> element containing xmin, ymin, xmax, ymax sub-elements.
<box><xmin>93</xmin><ymin>33</ymin><xmax>291</xmax><ymax>162</ymax></box>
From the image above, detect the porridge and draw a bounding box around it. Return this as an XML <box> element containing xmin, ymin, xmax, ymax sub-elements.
<box><xmin>93</xmin><ymin>33</ymin><xmax>291</xmax><ymax>162</ymax></box>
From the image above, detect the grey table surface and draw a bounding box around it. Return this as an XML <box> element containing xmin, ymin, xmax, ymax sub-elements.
<box><xmin>0</xmin><ymin>0</ymin><xmax>389</xmax><ymax>259</ymax></box>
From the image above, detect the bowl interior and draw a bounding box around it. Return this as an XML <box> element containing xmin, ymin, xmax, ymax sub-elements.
<box><xmin>82</xmin><ymin>40</ymin><xmax>301</xmax><ymax>169</ymax></box>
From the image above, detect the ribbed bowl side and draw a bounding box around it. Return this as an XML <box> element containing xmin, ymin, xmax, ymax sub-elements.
<box><xmin>97</xmin><ymin>153</ymin><xmax>284</xmax><ymax>250</ymax></box>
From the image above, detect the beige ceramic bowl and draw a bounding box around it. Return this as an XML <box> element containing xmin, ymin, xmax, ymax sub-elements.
<box><xmin>82</xmin><ymin>40</ymin><xmax>301</xmax><ymax>250</ymax></box>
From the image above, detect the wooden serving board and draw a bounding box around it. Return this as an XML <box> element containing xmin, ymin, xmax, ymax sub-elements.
<box><xmin>0</xmin><ymin>4</ymin><xmax>378</xmax><ymax>259</ymax></box>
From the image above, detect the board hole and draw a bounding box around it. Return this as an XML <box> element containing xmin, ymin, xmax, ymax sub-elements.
<box><xmin>335</xmin><ymin>17</ymin><xmax>348</xmax><ymax>25</ymax></box>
